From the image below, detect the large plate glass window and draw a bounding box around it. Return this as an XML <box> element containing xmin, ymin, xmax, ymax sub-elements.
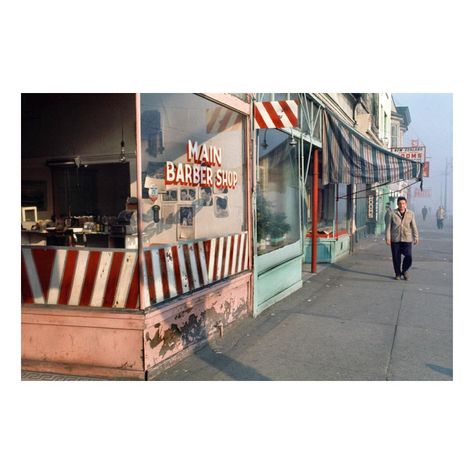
<box><xmin>139</xmin><ymin>94</ymin><xmax>247</xmax><ymax>246</ymax></box>
<box><xmin>257</xmin><ymin>129</ymin><xmax>300</xmax><ymax>255</ymax></box>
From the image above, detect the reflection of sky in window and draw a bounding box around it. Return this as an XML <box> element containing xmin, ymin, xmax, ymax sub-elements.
<box><xmin>259</xmin><ymin>128</ymin><xmax>289</xmax><ymax>156</ymax></box>
<box><xmin>140</xmin><ymin>93</ymin><xmax>244</xmax><ymax>167</ymax></box>
<box><xmin>259</xmin><ymin>129</ymin><xmax>299</xmax><ymax>186</ymax></box>
<box><xmin>259</xmin><ymin>130</ymin><xmax>298</xmax><ymax>180</ymax></box>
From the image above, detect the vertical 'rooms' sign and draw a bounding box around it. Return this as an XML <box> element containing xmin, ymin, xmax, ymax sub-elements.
<box><xmin>165</xmin><ymin>140</ymin><xmax>238</xmax><ymax>189</ymax></box>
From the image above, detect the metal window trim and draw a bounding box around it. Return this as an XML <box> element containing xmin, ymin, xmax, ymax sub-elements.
<box><xmin>255</xmin><ymin>240</ymin><xmax>303</xmax><ymax>276</ymax></box>
<box><xmin>256</xmin><ymin>252</ymin><xmax>304</xmax><ymax>278</ymax></box>
<box><xmin>197</xmin><ymin>93</ymin><xmax>251</xmax><ymax>115</ymax></box>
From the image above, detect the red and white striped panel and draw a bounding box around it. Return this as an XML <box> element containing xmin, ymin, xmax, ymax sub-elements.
<box><xmin>206</xmin><ymin>108</ymin><xmax>242</xmax><ymax>134</ymax></box>
<box><xmin>254</xmin><ymin>100</ymin><xmax>298</xmax><ymax>129</ymax></box>
<box><xmin>21</xmin><ymin>247</ymin><xmax>140</xmax><ymax>309</ymax></box>
<box><xmin>143</xmin><ymin>232</ymin><xmax>248</xmax><ymax>306</ymax></box>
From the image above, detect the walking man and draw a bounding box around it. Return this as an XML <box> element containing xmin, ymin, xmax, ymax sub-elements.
<box><xmin>422</xmin><ymin>205</ymin><xmax>428</xmax><ymax>221</ymax></box>
<box><xmin>385</xmin><ymin>196</ymin><xmax>419</xmax><ymax>280</ymax></box>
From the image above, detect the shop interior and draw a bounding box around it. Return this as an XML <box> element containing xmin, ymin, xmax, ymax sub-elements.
<box><xmin>21</xmin><ymin>93</ymin><xmax>137</xmax><ymax>248</ymax></box>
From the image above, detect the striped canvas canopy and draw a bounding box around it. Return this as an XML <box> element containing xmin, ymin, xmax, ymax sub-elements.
<box><xmin>322</xmin><ymin>109</ymin><xmax>423</xmax><ymax>185</ymax></box>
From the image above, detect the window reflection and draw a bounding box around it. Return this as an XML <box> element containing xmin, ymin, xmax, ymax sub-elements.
<box><xmin>257</xmin><ymin>129</ymin><xmax>300</xmax><ymax>255</ymax></box>
<box><xmin>140</xmin><ymin>94</ymin><xmax>247</xmax><ymax>246</ymax></box>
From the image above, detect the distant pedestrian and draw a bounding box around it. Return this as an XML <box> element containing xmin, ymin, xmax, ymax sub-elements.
<box><xmin>436</xmin><ymin>206</ymin><xmax>446</xmax><ymax>229</ymax></box>
<box><xmin>422</xmin><ymin>205</ymin><xmax>428</xmax><ymax>221</ymax></box>
<box><xmin>385</xmin><ymin>196</ymin><xmax>419</xmax><ymax>280</ymax></box>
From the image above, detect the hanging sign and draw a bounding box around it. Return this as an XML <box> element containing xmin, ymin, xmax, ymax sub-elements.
<box><xmin>164</xmin><ymin>140</ymin><xmax>238</xmax><ymax>190</ymax></box>
<box><xmin>390</xmin><ymin>146</ymin><xmax>426</xmax><ymax>161</ymax></box>
<box><xmin>367</xmin><ymin>191</ymin><xmax>377</xmax><ymax>221</ymax></box>
<box><xmin>254</xmin><ymin>100</ymin><xmax>298</xmax><ymax>129</ymax></box>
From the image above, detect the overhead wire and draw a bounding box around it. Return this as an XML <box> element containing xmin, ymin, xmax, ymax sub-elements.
<box><xmin>337</xmin><ymin>178</ymin><xmax>422</xmax><ymax>201</ymax></box>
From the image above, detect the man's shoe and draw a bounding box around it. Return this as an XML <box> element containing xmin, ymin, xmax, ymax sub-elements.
<box><xmin>394</xmin><ymin>275</ymin><xmax>401</xmax><ymax>280</ymax></box>
<box><xmin>402</xmin><ymin>272</ymin><xmax>409</xmax><ymax>280</ymax></box>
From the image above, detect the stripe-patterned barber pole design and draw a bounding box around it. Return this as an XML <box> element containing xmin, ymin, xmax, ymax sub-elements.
<box><xmin>254</xmin><ymin>100</ymin><xmax>298</xmax><ymax>129</ymax></box>
<box><xmin>21</xmin><ymin>248</ymin><xmax>140</xmax><ymax>309</ymax></box>
<box><xmin>143</xmin><ymin>232</ymin><xmax>248</xmax><ymax>306</ymax></box>
<box><xmin>21</xmin><ymin>232</ymin><xmax>249</xmax><ymax>310</ymax></box>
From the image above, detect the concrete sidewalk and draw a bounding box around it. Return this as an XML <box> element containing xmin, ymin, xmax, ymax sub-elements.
<box><xmin>22</xmin><ymin>218</ymin><xmax>453</xmax><ymax>381</ymax></box>
<box><xmin>153</xmin><ymin>218</ymin><xmax>453</xmax><ymax>381</ymax></box>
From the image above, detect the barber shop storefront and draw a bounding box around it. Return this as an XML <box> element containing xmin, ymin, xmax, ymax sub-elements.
<box><xmin>21</xmin><ymin>93</ymin><xmax>252</xmax><ymax>379</ymax></box>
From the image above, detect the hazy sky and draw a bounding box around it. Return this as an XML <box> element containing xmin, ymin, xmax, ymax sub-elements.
<box><xmin>392</xmin><ymin>93</ymin><xmax>453</xmax><ymax>211</ymax></box>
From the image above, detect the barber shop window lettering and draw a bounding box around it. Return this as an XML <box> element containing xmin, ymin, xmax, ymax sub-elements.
<box><xmin>164</xmin><ymin>141</ymin><xmax>238</xmax><ymax>190</ymax></box>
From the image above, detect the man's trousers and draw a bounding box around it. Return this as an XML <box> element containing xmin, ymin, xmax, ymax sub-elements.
<box><xmin>390</xmin><ymin>242</ymin><xmax>413</xmax><ymax>276</ymax></box>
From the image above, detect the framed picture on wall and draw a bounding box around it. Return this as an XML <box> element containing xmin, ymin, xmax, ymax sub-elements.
<box><xmin>21</xmin><ymin>180</ymin><xmax>47</xmax><ymax>211</ymax></box>
<box><xmin>144</xmin><ymin>162</ymin><xmax>166</xmax><ymax>194</ymax></box>
<box><xmin>163</xmin><ymin>189</ymin><xmax>178</xmax><ymax>202</ymax></box>
<box><xmin>180</xmin><ymin>188</ymin><xmax>196</xmax><ymax>201</ymax></box>
<box><xmin>178</xmin><ymin>206</ymin><xmax>194</xmax><ymax>226</ymax></box>
<box><xmin>177</xmin><ymin>205</ymin><xmax>195</xmax><ymax>240</ymax></box>
<box><xmin>214</xmin><ymin>195</ymin><xmax>229</xmax><ymax>218</ymax></box>
<box><xmin>200</xmin><ymin>187</ymin><xmax>213</xmax><ymax>206</ymax></box>
<box><xmin>161</xmin><ymin>203</ymin><xmax>177</xmax><ymax>227</ymax></box>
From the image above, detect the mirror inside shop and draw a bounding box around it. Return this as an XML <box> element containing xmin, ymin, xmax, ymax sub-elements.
<box><xmin>21</xmin><ymin>93</ymin><xmax>138</xmax><ymax>249</ymax></box>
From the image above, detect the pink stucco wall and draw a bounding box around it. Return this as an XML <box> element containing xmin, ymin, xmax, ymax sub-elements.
<box><xmin>21</xmin><ymin>272</ymin><xmax>252</xmax><ymax>380</ymax></box>
<box><xmin>143</xmin><ymin>272</ymin><xmax>251</xmax><ymax>374</ymax></box>
<box><xmin>22</xmin><ymin>306</ymin><xmax>145</xmax><ymax>379</ymax></box>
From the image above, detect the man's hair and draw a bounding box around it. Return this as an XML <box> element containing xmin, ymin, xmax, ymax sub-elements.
<box><xmin>397</xmin><ymin>196</ymin><xmax>407</xmax><ymax>204</ymax></box>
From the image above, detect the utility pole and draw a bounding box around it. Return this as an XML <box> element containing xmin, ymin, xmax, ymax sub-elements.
<box><xmin>444</xmin><ymin>158</ymin><xmax>450</xmax><ymax>211</ymax></box>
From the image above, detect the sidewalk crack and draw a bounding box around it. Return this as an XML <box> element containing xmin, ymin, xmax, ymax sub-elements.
<box><xmin>385</xmin><ymin>288</ymin><xmax>405</xmax><ymax>381</ymax></box>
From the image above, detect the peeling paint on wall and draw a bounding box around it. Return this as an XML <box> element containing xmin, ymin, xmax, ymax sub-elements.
<box><xmin>144</xmin><ymin>277</ymin><xmax>250</xmax><ymax>368</ymax></box>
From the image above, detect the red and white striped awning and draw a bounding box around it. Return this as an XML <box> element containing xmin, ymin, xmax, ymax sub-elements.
<box><xmin>254</xmin><ymin>100</ymin><xmax>298</xmax><ymax>129</ymax></box>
